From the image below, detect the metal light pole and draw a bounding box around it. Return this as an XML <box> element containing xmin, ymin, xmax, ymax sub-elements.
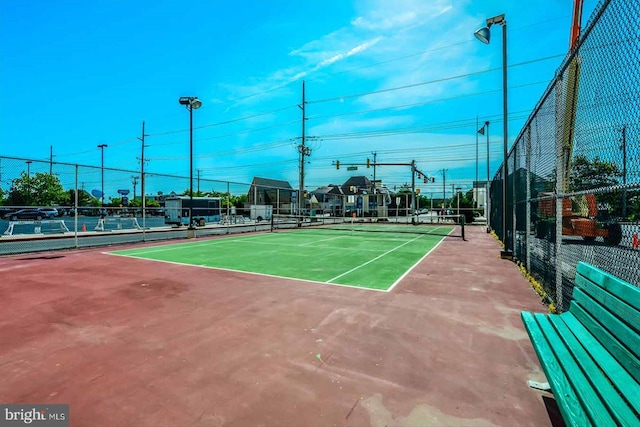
<box><xmin>475</xmin><ymin>116</ymin><xmax>479</xmax><ymax>208</ymax></box>
<box><xmin>97</xmin><ymin>144</ymin><xmax>108</xmax><ymax>206</ymax></box>
<box><xmin>178</xmin><ymin>96</ymin><xmax>202</xmax><ymax>229</ymax></box>
<box><xmin>479</xmin><ymin>121</ymin><xmax>491</xmax><ymax>232</ymax></box>
<box><xmin>475</xmin><ymin>14</ymin><xmax>511</xmax><ymax>257</ymax></box>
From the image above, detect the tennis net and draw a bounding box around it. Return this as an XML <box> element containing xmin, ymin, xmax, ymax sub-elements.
<box><xmin>270</xmin><ymin>214</ymin><xmax>465</xmax><ymax>239</ymax></box>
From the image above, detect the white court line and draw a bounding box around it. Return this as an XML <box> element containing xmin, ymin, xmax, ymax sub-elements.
<box><xmin>112</xmin><ymin>233</ymin><xmax>284</xmax><ymax>256</ymax></box>
<box><xmin>385</xmin><ymin>229</ymin><xmax>454</xmax><ymax>293</ymax></box>
<box><xmin>103</xmin><ymin>252</ymin><xmax>389</xmax><ymax>293</ymax></box>
<box><xmin>326</xmin><ymin>234</ymin><xmax>424</xmax><ymax>283</ymax></box>
<box><xmin>105</xmin><ymin>228</ymin><xmax>450</xmax><ymax>292</ymax></box>
<box><xmin>297</xmin><ymin>235</ymin><xmax>345</xmax><ymax>247</ymax></box>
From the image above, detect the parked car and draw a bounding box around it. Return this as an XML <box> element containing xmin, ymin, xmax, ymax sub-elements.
<box><xmin>39</xmin><ymin>207</ymin><xmax>59</xmax><ymax>218</ymax></box>
<box><xmin>3</xmin><ymin>208</ymin><xmax>48</xmax><ymax>221</ymax></box>
<box><xmin>76</xmin><ymin>207</ymin><xmax>107</xmax><ymax>216</ymax></box>
<box><xmin>0</xmin><ymin>208</ymin><xmax>18</xmax><ymax>218</ymax></box>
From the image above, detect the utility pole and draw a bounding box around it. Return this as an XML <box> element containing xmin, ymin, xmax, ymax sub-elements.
<box><xmin>372</xmin><ymin>151</ymin><xmax>377</xmax><ymax>181</ymax></box>
<box><xmin>411</xmin><ymin>160</ymin><xmax>416</xmax><ymax>223</ymax></box>
<box><xmin>451</xmin><ymin>183</ymin><xmax>455</xmax><ymax>208</ymax></box>
<box><xmin>26</xmin><ymin>160</ymin><xmax>32</xmax><ymax>205</ymax></box>
<box><xmin>49</xmin><ymin>145</ymin><xmax>54</xmax><ymax>175</ymax></box>
<box><xmin>621</xmin><ymin>125</ymin><xmax>627</xmax><ymax>218</ymax></box>
<box><xmin>475</xmin><ymin>116</ymin><xmax>479</xmax><ymax>208</ymax></box>
<box><xmin>137</xmin><ymin>121</ymin><xmax>149</xmax><ymax>231</ymax></box>
<box><xmin>298</xmin><ymin>80</ymin><xmax>309</xmax><ymax>216</ymax></box>
<box><xmin>97</xmin><ymin>144</ymin><xmax>108</xmax><ymax>206</ymax></box>
<box><xmin>485</xmin><ymin>122</ymin><xmax>490</xmax><ymax>184</ymax></box>
<box><xmin>441</xmin><ymin>169</ymin><xmax>447</xmax><ymax>209</ymax></box>
<box><xmin>131</xmin><ymin>175</ymin><xmax>138</xmax><ymax>201</ymax></box>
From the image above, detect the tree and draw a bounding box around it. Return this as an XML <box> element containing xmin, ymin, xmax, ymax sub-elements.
<box><xmin>7</xmin><ymin>172</ymin><xmax>68</xmax><ymax>206</ymax></box>
<box><xmin>569</xmin><ymin>155</ymin><xmax>621</xmax><ymax>191</ymax></box>
<box><xmin>569</xmin><ymin>155</ymin><xmax>623</xmax><ymax>217</ymax></box>
<box><xmin>180</xmin><ymin>188</ymin><xmax>208</xmax><ymax>197</ymax></box>
<box><xmin>128</xmin><ymin>197</ymin><xmax>160</xmax><ymax>208</ymax></box>
<box><xmin>69</xmin><ymin>189</ymin><xmax>100</xmax><ymax>207</ymax></box>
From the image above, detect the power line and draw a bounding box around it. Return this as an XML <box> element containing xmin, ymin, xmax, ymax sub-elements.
<box><xmin>307</xmin><ymin>53</ymin><xmax>565</xmax><ymax>105</ymax></box>
<box><xmin>198</xmin><ymin>158</ymin><xmax>298</xmax><ymax>172</ymax></box>
<box><xmin>55</xmin><ymin>137</ymin><xmax>138</xmax><ymax>159</ymax></box>
<box><xmin>307</xmin><ymin>80</ymin><xmax>549</xmax><ymax>121</ymax></box>
<box><xmin>147</xmin><ymin>104</ymin><xmax>298</xmax><ymax>137</ymax></box>
<box><xmin>147</xmin><ymin>119</ymin><xmax>300</xmax><ymax>148</ymax></box>
<box><xmin>219</xmin><ymin>15</ymin><xmax>571</xmax><ymax>105</ymax></box>
<box><xmin>313</xmin><ymin>112</ymin><xmax>532</xmax><ymax>141</ymax></box>
<box><xmin>147</xmin><ymin>138</ymin><xmax>295</xmax><ymax>161</ymax></box>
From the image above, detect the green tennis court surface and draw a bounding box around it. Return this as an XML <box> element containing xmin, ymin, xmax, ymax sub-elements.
<box><xmin>109</xmin><ymin>225</ymin><xmax>454</xmax><ymax>291</ymax></box>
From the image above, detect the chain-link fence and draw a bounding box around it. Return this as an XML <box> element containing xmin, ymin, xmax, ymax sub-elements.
<box><xmin>0</xmin><ymin>157</ymin><xmax>283</xmax><ymax>255</ymax></box>
<box><xmin>0</xmin><ymin>153</ymin><xmax>476</xmax><ymax>255</ymax></box>
<box><xmin>490</xmin><ymin>0</ymin><xmax>640</xmax><ymax>310</ymax></box>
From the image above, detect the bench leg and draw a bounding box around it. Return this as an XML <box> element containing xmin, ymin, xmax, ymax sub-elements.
<box><xmin>528</xmin><ymin>380</ymin><xmax>551</xmax><ymax>391</ymax></box>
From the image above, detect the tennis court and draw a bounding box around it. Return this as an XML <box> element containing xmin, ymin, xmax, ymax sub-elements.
<box><xmin>0</xmin><ymin>225</ymin><xmax>557</xmax><ymax>426</ymax></box>
<box><xmin>109</xmin><ymin>223</ymin><xmax>455</xmax><ymax>291</ymax></box>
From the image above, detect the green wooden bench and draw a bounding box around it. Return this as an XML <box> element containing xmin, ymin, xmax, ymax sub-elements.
<box><xmin>521</xmin><ymin>262</ymin><xmax>640</xmax><ymax>426</ymax></box>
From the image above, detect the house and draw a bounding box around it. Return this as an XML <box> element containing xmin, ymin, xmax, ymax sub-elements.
<box><xmin>247</xmin><ymin>177</ymin><xmax>294</xmax><ymax>214</ymax></box>
<box><xmin>310</xmin><ymin>185</ymin><xmax>343</xmax><ymax>215</ymax></box>
<box><xmin>310</xmin><ymin>176</ymin><xmax>390</xmax><ymax>218</ymax></box>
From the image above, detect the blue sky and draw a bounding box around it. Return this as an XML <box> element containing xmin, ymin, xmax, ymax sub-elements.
<box><xmin>0</xmin><ymin>0</ymin><xmax>597</xmax><ymax>198</ymax></box>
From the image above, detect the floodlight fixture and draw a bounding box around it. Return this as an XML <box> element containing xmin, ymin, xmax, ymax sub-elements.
<box><xmin>179</xmin><ymin>96</ymin><xmax>202</xmax><ymax>110</ymax></box>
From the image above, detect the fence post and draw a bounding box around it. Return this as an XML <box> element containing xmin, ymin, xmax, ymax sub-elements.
<box><xmin>525</xmin><ymin>125</ymin><xmax>532</xmax><ymax>272</ymax></box>
<box><xmin>511</xmin><ymin>152</ymin><xmax>517</xmax><ymax>257</ymax></box>
<box><xmin>554</xmin><ymin>79</ymin><xmax>564</xmax><ymax>311</ymax></box>
<box><xmin>74</xmin><ymin>164</ymin><xmax>79</xmax><ymax>249</ymax></box>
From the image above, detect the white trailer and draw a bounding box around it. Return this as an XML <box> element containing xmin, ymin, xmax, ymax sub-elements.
<box><xmin>249</xmin><ymin>205</ymin><xmax>272</xmax><ymax>222</ymax></box>
<box><xmin>165</xmin><ymin>196</ymin><xmax>222</xmax><ymax>227</ymax></box>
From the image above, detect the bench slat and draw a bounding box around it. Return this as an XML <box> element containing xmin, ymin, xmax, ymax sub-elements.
<box><xmin>577</xmin><ymin>262</ymin><xmax>640</xmax><ymax>313</ymax></box>
<box><xmin>561</xmin><ymin>312</ymin><xmax>640</xmax><ymax>417</ymax></box>
<box><xmin>534</xmin><ymin>313</ymin><xmax>617</xmax><ymax>426</ymax></box>
<box><xmin>572</xmin><ymin>287</ymin><xmax>640</xmax><ymax>363</ymax></box>
<box><xmin>550</xmin><ymin>315</ymin><xmax>640</xmax><ymax>424</ymax></box>
<box><xmin>521</xmin><ymin>312</ymin><xmax>593</xmax><ymax>427</ymax></box>
<box><xmin>575</xmin><ymin>272</ymin><xmax>640</xmax><ymax>336</ymax></box>
<box><xmin>570</xmin><ymin>300</ymin><xmax>640</xmax><ymax>384</ymax></box>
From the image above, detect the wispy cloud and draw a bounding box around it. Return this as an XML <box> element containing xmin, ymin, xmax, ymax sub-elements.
<box><xmin>287</xmin><ymin>36</ymin><xmax>383</xmax><ymax>83</ymax></box>
<box><xmin>221</xmin><ymin>1</ymin><xmax>461</xmax><ymax>108</ymax></box>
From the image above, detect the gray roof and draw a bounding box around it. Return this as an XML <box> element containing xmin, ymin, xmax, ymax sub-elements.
<box><xmin>342</xmin><ymin>176</ymin><xmax>371</xmax><ymax>188</ymax></box>
<box><xmin>251</xmin><ymin>177</ymin><xmax>293</xmax><ymax>190</ymax></box>
<box><xmin>311</xmin><ymin>185</ymin><xmax>342</xmax><ymax>195</ymax></box>
<box><xmin>341</xmin><ymin>176</ymin><xmax>372</xmax><ymax>194</ymax></box>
